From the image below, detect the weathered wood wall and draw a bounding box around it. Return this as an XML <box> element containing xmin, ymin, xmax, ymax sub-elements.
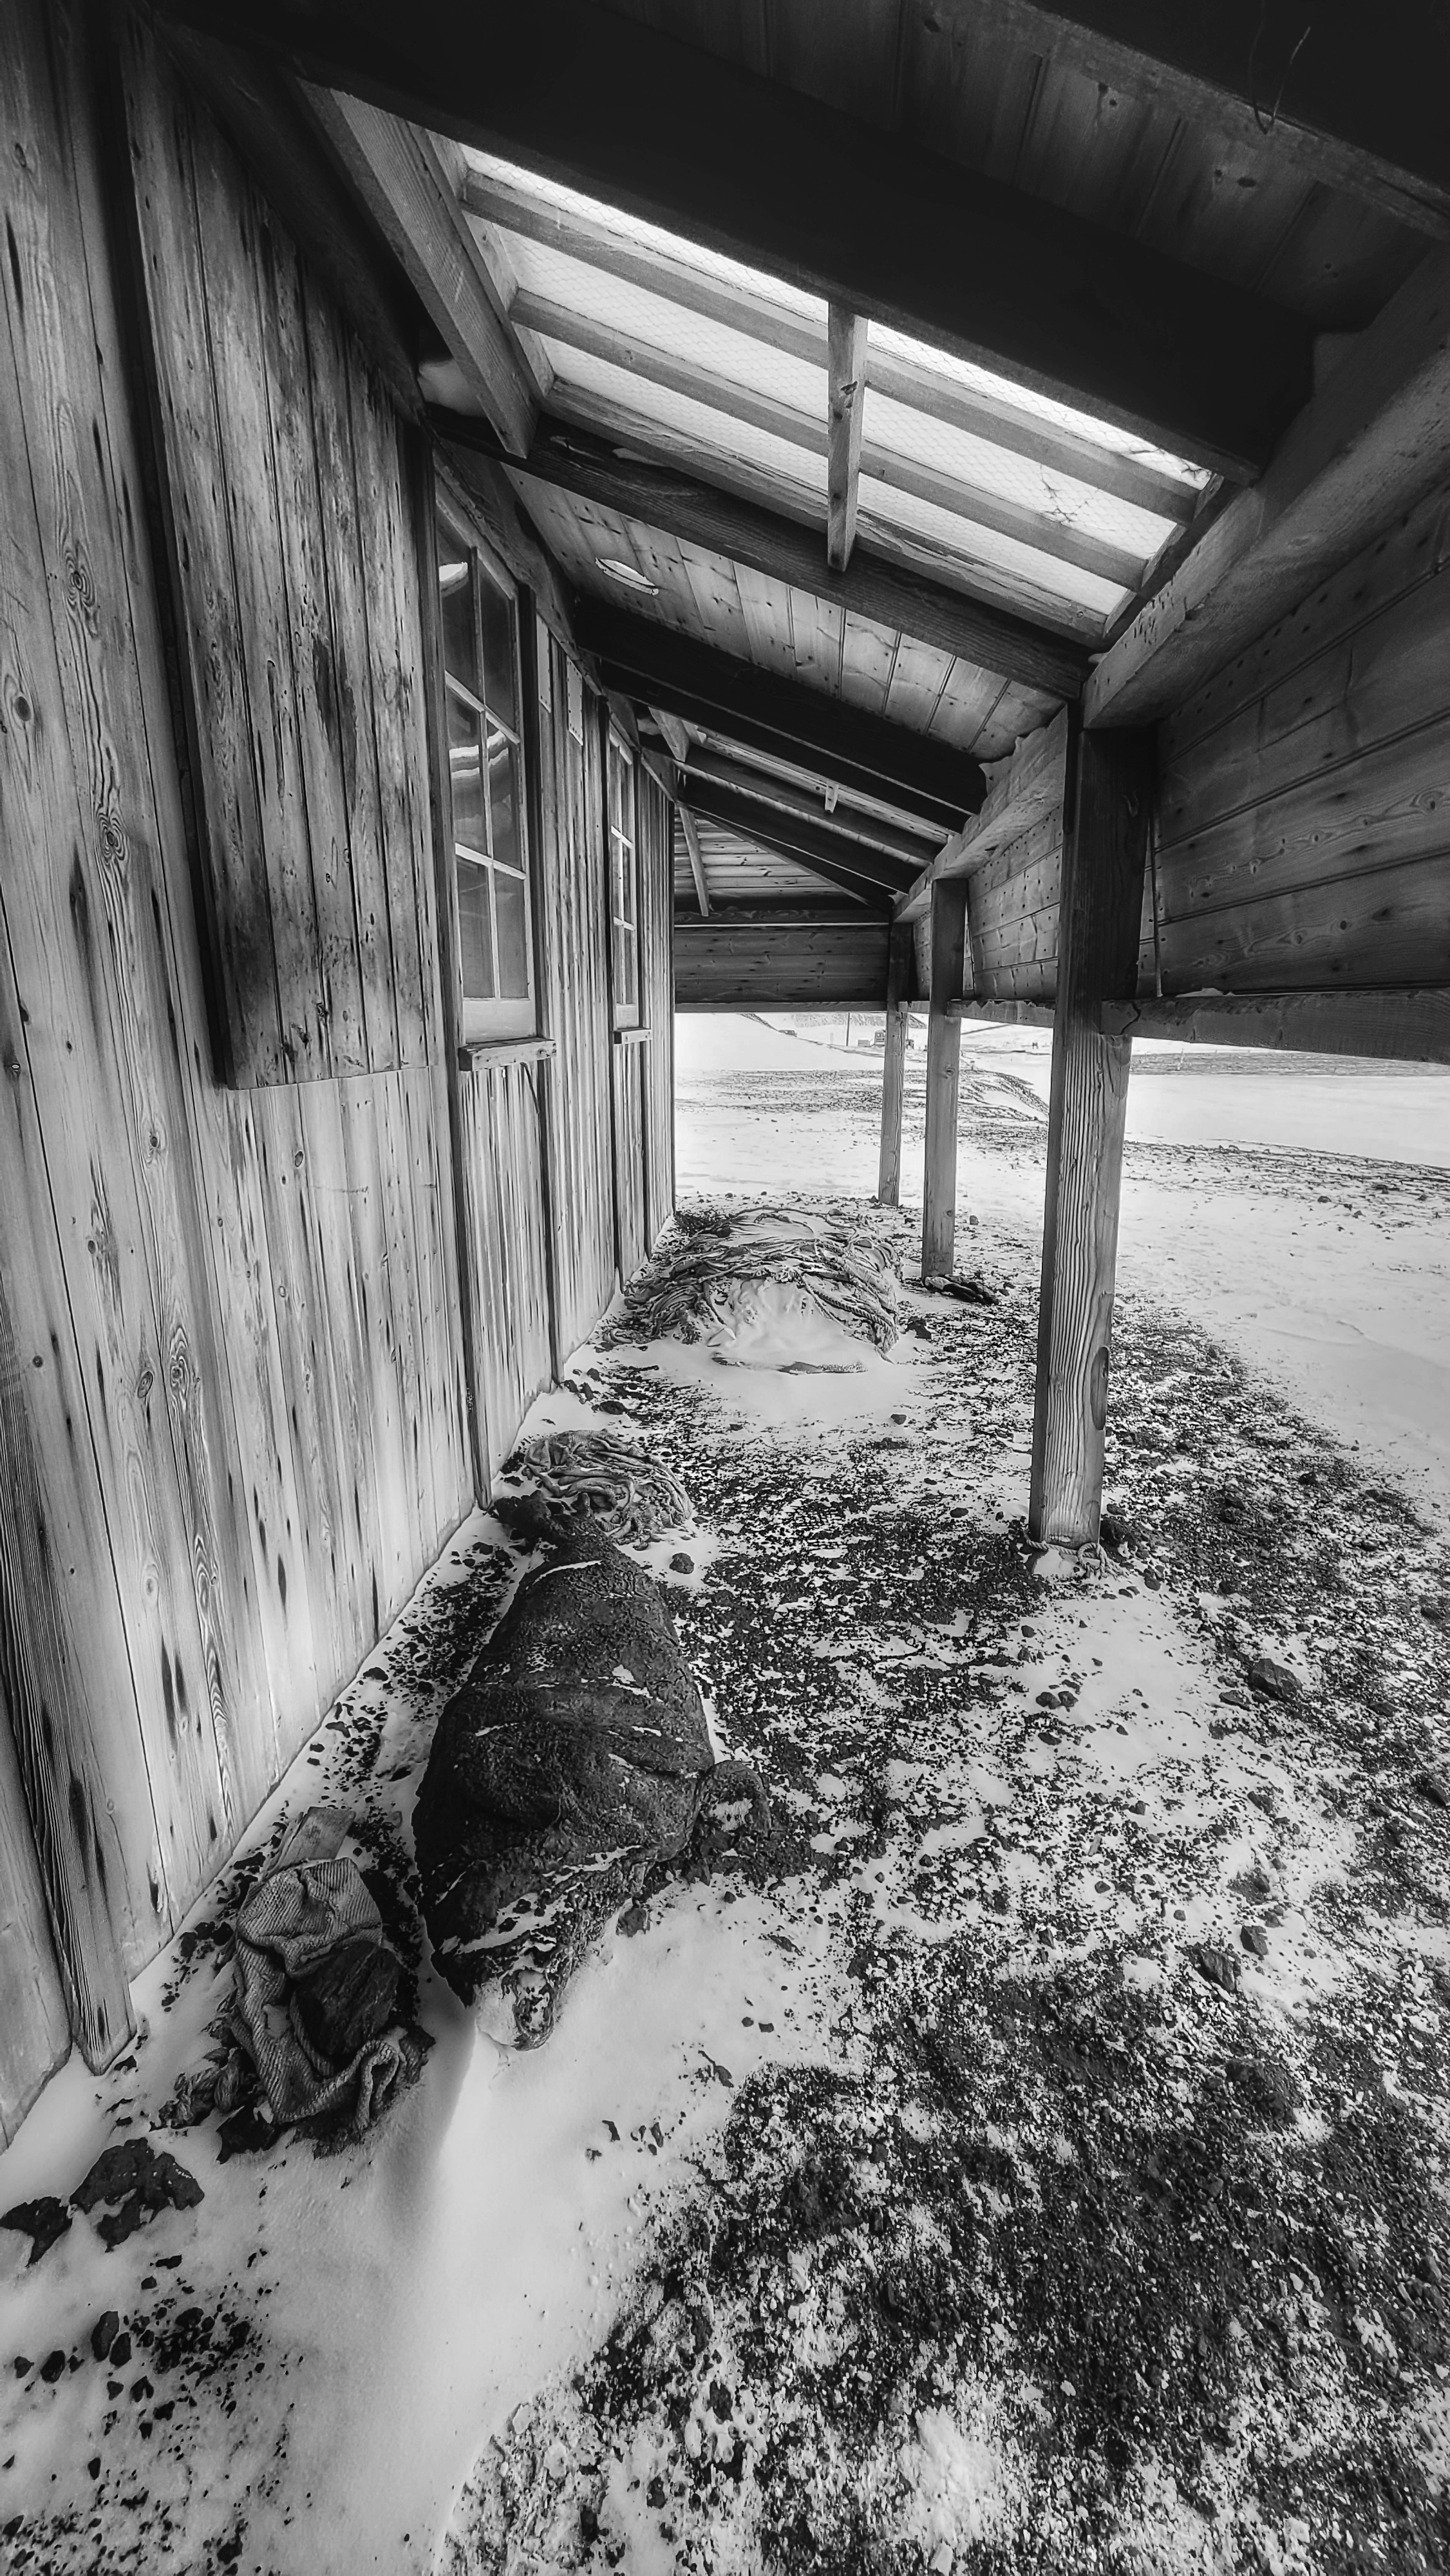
<box><xmin>457</xmin><ymin>1060</ymin><xmax>554</xmax><ymax>1486</ymax></box>
<box><xmin>638</xmin><ymin>768</ymin><xmax>676</xmax><ymax>1250</ymax></box>
<box><xmin>1153</xmin><ymin>482</ymin><xmax>1450</xmax><ymax>994</ymax></box>
<box><xmin>535</xmin><ymin>629</ymin><xmax>618</xmax><ymax>1356</ymax></box>
<box><xmin>674</xmin><ymin>921</ymin><xmax>892</xmax><ymax>1007</ymax></box>
<box><xmin>0</xmin><ymin>0</ymin><xmax>471</xmax><ymax>2124</ymax></box>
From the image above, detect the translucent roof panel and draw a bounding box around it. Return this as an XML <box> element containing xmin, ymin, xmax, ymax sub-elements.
<box><xmin>858</xmin><ymin>477</ymin><xmax>1129</xmax><ymax>627</ymax></box>
<box><xmin>503</xmin><ymin>238</ymin><xmax>827</xmax><ymax>423</ymax></box>
<box><xmin>540</xmin><ymin>346</ymin><xmax>827</xmax><ymax>513</ymax></box>
<box><xmin>863</xmin><ymin>392</ymin><xmax>1176</xmax><ymax>567</ymax></box>
<box><xmin>868</xmin><ymin>321</ymin><xmax>1215</xmax><ymax>495</ymax></box>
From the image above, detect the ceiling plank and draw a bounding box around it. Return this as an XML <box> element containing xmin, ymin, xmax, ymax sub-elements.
<box><xmin>573</xmin><ymin>597</ymin><xmax>986</xmax><ymax>825</ymax></box>
<box><xmin>681</xmin><ymin>750</ymin><xmax>936</xmax><ymax>866</ymax></box>
<box><xmin>441</xmin><ymin>412</ymin><xmax>1089</xmax><ymax>695</ymax></box>
<box><xmin>1086</xmin><ymin>242</ymin><xmax>1450</xmax><ymax>727</ymax></box>
<box><xmin>941</xmin><ymin>1</ymin><xmax>1450</xmax><ymax>238</ymax></box>
<box><xmin>301</xmin><ymin>87</ymin><xmax>537</xmax><ymax>454</ymax></box>
<box><xmin>827</xmin><ymin>307</ymin><xmax>868</xmax><ymax>572</ymax></box>
<box><xmin>516</xmin><ymin>292</ymin><xmax>1148</xmax><ymax>587</ymax></box>
<box><xmin>162</xmin><ymin>0</ymin><xmax>1314</xmax><ymax>474</ymax></box>
<box><xmin>683</xmin><ymin>779</ymin><xmax>918</xmax><ymax>896</ymax></box>
<box><xmin>678</xmin><ymin>805</ymin><xmax>711</xmax><ymax>916</ymax></box>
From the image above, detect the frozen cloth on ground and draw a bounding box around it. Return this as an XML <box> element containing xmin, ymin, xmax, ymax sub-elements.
<box><xmin>223</xmin><ymin>1858</ymin><xmax>415</xmax><ymax>2136</ymax></box>
<box><xmin>607</xmin><ymin>1204</ymin><xmax>901</xmax><ymax>1362</ymax></box>
<box><xmin>506</xmin><ymin>1430</ymin><xmax>692</xmax><ymax>1542</ymax></box>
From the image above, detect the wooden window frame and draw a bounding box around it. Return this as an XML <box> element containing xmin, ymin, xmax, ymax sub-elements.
<box><xmin>436</xmin><ymin>514</ymin><xmax>536</xmax><ymax>1044</ymax></box>
<box><xmin>607</xmin><ymin>723</ymin><xmax>641</xmax><ymax>1032</ymax></box>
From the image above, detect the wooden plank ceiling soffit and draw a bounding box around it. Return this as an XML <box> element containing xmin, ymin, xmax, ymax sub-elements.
<box><xmin>438</xmin><ymin>412</ymin><xmax>1089</xmax><ymax>698</ymax></box>
<box><xmin>951</xmin><ymin>0</ymin><xmax>1450</xmax><ymax>237</ymax></box>
<box><xmin>1088</xmin><ymin>240</ymin><xmax>1450</xmax><ymax>726</ymax></box>
<box><xmin>301</xmin><ymin>86</ymin><xmax>536</xmax><ymax>454</ymax></box>
<box><xmin>573</xmin><ymin>598</ymin><xmax>986</xmax><ymax>829</ymax></box>
<box><xmin>160</xmin><ymin>0</ymin><xmax>1314</xmax><ymax>475</ymax></box>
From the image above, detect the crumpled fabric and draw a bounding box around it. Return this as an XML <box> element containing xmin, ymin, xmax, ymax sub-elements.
<box><xmin>221</xmin><ymin>1857</ymin><xmax>413</xmax><ymax>2137</ymax></box>
<box><xmin>506</xmin><ymin>1430</ymin><xmax>692</xmax><ymax>1544</ymax></box>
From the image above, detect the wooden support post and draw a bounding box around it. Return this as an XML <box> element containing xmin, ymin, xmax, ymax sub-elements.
<box><xmin>827</xmin><ymin>305</ymin><xmax>867</xmax><ymax>572</ymax></box>
<box><xmin>921</xmin><ymin>881</ymin><xmax>969</xmax><ymax>1281</ymax></box>
<box><xmin>1029</xmin><ymin>721</ymin><xmax>1154</xmax><ymax>1548</ymax></box>
<box><xmin>877</xmin><ymin>924</ymin><xmax>912</xmax><ymax>1206</ymax></box>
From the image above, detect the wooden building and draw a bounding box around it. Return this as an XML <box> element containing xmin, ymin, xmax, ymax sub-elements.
<box><xmin>2</xmin><ymin>0</ymin><xmax>1447</xmax><ymax>2137</ymax></box>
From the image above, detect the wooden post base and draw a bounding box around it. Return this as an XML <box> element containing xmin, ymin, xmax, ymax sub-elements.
<box><xmin>921</xmin><ymin>882</ymin><xmax>968</xmax><ymax>1280</ymax></box>
<box><xmin>1029</xmin><ymin>723</ymin><xmax>1154</xmax><ymax>1548</ymax></box>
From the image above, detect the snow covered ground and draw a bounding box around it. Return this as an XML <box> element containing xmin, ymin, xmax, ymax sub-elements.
<box><xmin>2</xmin><ymin>1019</ymin><xmax>1447</xmax><ymax>2576</ymax></box>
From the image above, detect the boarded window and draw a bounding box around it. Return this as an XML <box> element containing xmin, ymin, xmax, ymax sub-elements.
<box><xmin>437</xmin><ymin>526</ymin><xmax>536</xmax><ymax>1043</ymax></box>
<box><xmin>607</xmin><ymin>732</ymin><xmax>639</xmax><ymax>1028</ymax></box>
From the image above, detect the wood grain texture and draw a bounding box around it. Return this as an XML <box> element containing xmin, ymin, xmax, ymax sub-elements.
<box><xmin>534</xmin><ymin>637</ymin><xmax>619</xmax><ymax>1355</ymax></box>
<box><xmin>1029</xmin><ymin>722</ymin><xmax>1154</xmax><ymax>1548</ymax></box>
<box><xmin>877</xmin><ymin>925</ymin><xmax>912</xmax><ymax>1208</ymax></box>
<box><xmin>637</xmin><ymin>766</ymin><xmax>676</xmax><ymax>1250</ymax></box>
<box><xmin>460</xmin><ymin>1062</ymin><xmax>554</xmax><ymax>1486</ymax></box>
<box><xmin>922</xmin><ymin>882</ymin><xmax>970</xmax><ymax>1281</ymax></box>
<box><xmin>827</xmin><ymin>306</ymin><xmax>867</xmax><ymax>574</ymax></box>
<box><xmin>674</xmin><ymin>925</ymin><xmax>891</xmax><ymax>1007</ymax></box>
<box><xmin>0</xmin><ymin>1671</ymin><xmax>70</xmax><ymax>2141</ymax></box>
<box><xmin>610</xmin><ymin>1037</ymin><xmax>649</xmax><ymax>1285</ymax></box>
<box><xmin>1102</xmin><ymin>989</ymin><xmax>1450</xmax><ymax>1062</ymax></box>
<box><xmin>898</xmin><ymin>708</ymin><xmax>1068</xmax><ymax>920</ymax></box>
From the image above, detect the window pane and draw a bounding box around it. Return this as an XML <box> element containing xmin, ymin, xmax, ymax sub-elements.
<box><xmin>478</xmin><ymin>567</ymin><xmax>517</xmax><ymax>735</ymax></box>
<box><xmin>494</xmin><ymin>866</ymin><xmax>530</xmax><ymax>1001</ymax></box>
<box><xmin>456</xmin><ymin>862</ymin><xmax>495</xmax><ymax>999</ymax></box>
<box><xmin>438</xmin><ymin>553</ymin><xmax>478</xmax><ymax>695</ymax></box>
<box><xmin>487</xmin><ymin>726</ymin><xmax>520</xmax><ymax>873</ymax></box>
<box><xmin>447</xmin><ymin>688</ymin><xmax>487</xmax><ymax>854</ymax></box>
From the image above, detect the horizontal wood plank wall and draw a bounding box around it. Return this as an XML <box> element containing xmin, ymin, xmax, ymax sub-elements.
<box><xmin>1154</xmin><ymin>481</ymin><xmax>1450</xmax><ymax>992</ymax></box>
<box><xmin>122</xmin><ymin>17</ymin><xmax>431</xmax><ymax>1087</ymax></box>
<box><xmin>674</xmin><ymin>923</ymin><xmax>892</xmax><ymax>1007</ymax></box>
<box><xmin>458</xmin><ymin>1063</ymin><xmax>554</xmax><ymax>1488</ymax></box>
<box><xmin>637</xmin><ymin>768</ymin><xmax>675</xmax><ymax>1251</ymax></box>
<box><xmin>967</xmin><ymin>808</ymin><xmax>1066</xmax><ymax>1004</ymax></box>
<box><xmin>536</xmin><ymin>632</ymin><xmax>617</xmax><ymax>1355</ymax></box>
<box><xmin>611</xmin><ymin>1040</ymin><xmax>649</xmax><ymax>1285</ymax></box>
<box><xmin>0</xmin><ymin>0</ymin><xmax>470</xmax><ymax>2117</ymax></box>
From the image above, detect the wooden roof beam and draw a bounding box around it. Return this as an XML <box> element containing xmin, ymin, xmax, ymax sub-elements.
<box><xmin>678</xmin><ymin>806</ymin><xmax>711</xmax><ymax>917</ymax></box>
<box><xmin>301</xmin><ymin>87</ymin><xmax>537</xmax><ymax>455</ymax></box>
<box><xmin>1088</xmin><ymin>240</ymin><xmax>1450</xmax><ymax>727</ymax></box>
<box><xmin>827</xmin><ymin>307</ymin><xmax>867</xmax><ymax>573</ymax></box>
<box><xmin>946</xmin><ymin>1</ymin><xmax>1450</xmax><ymax>238</ymax></box>
<box><xmin>439</xmin><ymin>412</ymin><xmax>1088</xmax><ymax>697</ymax></box>
<box><xmin>650</xmin><ymin>707</ymin><xmax>692</xmax><ymax>764</ymax></box>
<box><xmin>683</xmin><ymin>780</ymin><xmax>918</xmax><ymax>900</ymax></box>
<box><xmin>571</xmin><ymin>598</ymin><xmax>985</xmax><ymax>828</ymax></box>
<box><xmin>896</xmin><ymin>709</ymin><xmax>1070</xmax><ymax>921</ymax></box>
<box><xmin>680</xmin><ymin>750</ymin><xmax>937</xmax><ymax>868</ymax></box>
<box><xmin>512</xmin><ymin>295</ymin><xmax>1151</xmax><ymax>587</ymax></box>
<box><xmin>162</xmin><ymin>0</ymin><xmax>1314</xmax><ymax>475</ymax></box>
<box><xmin>475</xmin><ymin>183</ymin><xmax>1202</xmax><ymax>521</ymax></box>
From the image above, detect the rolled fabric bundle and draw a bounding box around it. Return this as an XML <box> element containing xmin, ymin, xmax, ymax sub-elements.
<box><xmin>505</xmin><ymin>1429</ymin><xmax>692</xmax><ymax>1544</ymax></box>
<box><xmin>607</xmin><ymin>1204</ymin><xmax>900</xmax><ymax>1359</ymax></box>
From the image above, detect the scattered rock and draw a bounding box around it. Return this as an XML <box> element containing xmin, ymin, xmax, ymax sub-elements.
<box><xmin>39</xmin><ymin>2351</ymin><xmax>67</xmax><ymax>2385</ymax></box>
<box><xmin>108</xmin><ymin>2332</ymin><xmax>132</xmax><ymax>2367</ymax></box>
<box><xmin>90</xmin><ymin>2311</ymin><xmax>121</xmax><ymax>2363</ymax></box>
<box><xmin>1190</xmin><ymin>1944</ymin><xmax>1241</xmax><ymax>1993</ymax></box>
<box><xmin>1247</xmin><ymin>1654</ymin><xmax>1303</xmax><ymax>1703</ymax></box>
<box><xmin>1241</xmin><ymin>1926</ymin><xmax>1269</xmax><ymax>1958</ymax></box>
<box><xmin>1098</xmin><ymin>1507</ymin><xmax>1129</xmax><ymax>1553</ymax></box>
<box><xmin>72</xmin><ymin>2139</ymin><xmax>203</xmax><ymax>2249</ymax></box>
<box><xmin>1414</xmin><ymin>1769</ymin><xmax>1450</xmax><ymax>1811</ymax></box>
<box><xmin>216</xmin><ymin>2103</ymin><xmax>279</xmax><ymax>2163</ymax></box>
<box><xmin>1</xmin><ymin>2197</ymin><xmax>71</xmax><ymax>2266</ymax></box>
<box><xmin>668</xmin><ymin>1553</ymin><xmax>694</xmax><ymax>1575</ymax></box>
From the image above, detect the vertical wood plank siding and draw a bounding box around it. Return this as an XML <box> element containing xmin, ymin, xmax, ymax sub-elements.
<box><xmin>1153</xmin><ymin>482</ymin><xmax>1450</xmax><ymax>992</ymax></box>
<box><xmin>536</xmin><ymin>636</ymin><xmax>618</xmax><ymax>1354</ymax></box>
<box><xmin>611</xmin><ymin>1041</ymin><xmax>649</xmax><ymax>1283</ymax></box>
<box><xmin>458</xmin><ymin>1064</ymin><xmax>554</xmax><ymax>1488</ymax></box>
<box><xmin>637</xmin><ymin>768</ymin><xmax>676</xmax><ymax>1250</ymax></box>
<box><xmin>0</xmin><ymin>0</ymin><xmax>470</xmax><ymax>2120</ymax></box>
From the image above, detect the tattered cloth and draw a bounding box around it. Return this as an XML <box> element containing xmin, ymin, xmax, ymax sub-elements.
<box><xmin>220</xmin><ymin>1859</ymin><xmax>417</xmax><ymax>2136</ymax></box>
<box><xmin>414</xmin><ymin>1526</ymin><xmax>767</xmax><ymax>2048</ymax></box>
<box><xmin>606</xmin><ymin>1205</ymin><xmax>901</xmax><ymax>1357</ymax></box>
<box><xmin>504</xmin><ymin>1430</ymin><xmax>691</xmax><ymax>1544</ymax></box>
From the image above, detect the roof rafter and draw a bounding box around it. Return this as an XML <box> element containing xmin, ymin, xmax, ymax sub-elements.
<box><xmin>571</xmin><ymin>597</ymin><xmax>986</xmax><ymax>828</ymax></box>
<box><xmin>508</xmin><ymin>292</ymin><xmax>1151</xmax><ymax>589</ymax></box>
<box><xmin>440</xmin><ymin>412</ymin><xmax>1090</xmax><ymax>695</ymax></box>
<box><xmin>677</xmin><ymin>806</ymin><xmax>711</xmax><ymax>916</ymax></box>
<box><xmin>468</xmin><ymin>173</ymin><xmax>1203</xmax><ymax>522</ymax></box>
<box><xmin>679</xmin><ymin>750</ymin><xmax>936</xmax><ymax>868</ymax></box>
<box><xmin>827</xmin><ymin>306</ymin><xmax>867</xmax><ymax>573</ymax></box>
<box><xmin>162</xmin><ymin>0</ymin><xmax>1313</xmax><ymax>474</ymax></box>
<box><xmin>683</xmin><ymin>779</ymin><xmax>918</xmax><ymax>899</ymax></box>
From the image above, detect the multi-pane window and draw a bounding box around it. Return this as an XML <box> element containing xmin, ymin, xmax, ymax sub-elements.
<box><xmin>437</xmin><ymin>526</ymin><xmax>533</xmax><ymax>1039</ymax></box>
<box><xmin>607</xmin><ymin>730</ymin><xmax>639</xmax><ymax>1027</ymax></box>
